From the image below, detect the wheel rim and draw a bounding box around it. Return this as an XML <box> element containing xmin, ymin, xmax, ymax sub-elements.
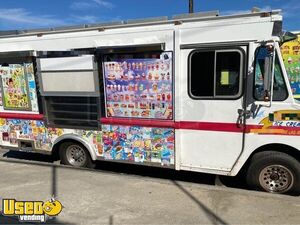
<box><xmin>259</xmin><ymin>165</ymin><xmax>294</xmax><ymax>193</ymax></box>
<box><xmin>65</xmin><ymin>145</ymin><xmax>87</xmax><ymax>167</ymax></box>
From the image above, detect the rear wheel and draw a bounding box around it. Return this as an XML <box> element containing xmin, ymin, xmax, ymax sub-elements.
<box><xmin>246</xmin><ymin>151</ymin><xmax>300</xmax><ymax>195</ymax></box>
<box><xmin>59</xmin><ymin>142</ymin><xmax>95</xmax><ymax>168</ymax></box>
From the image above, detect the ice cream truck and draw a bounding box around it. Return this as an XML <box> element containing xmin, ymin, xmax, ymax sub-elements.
<box><xmin>0</xmin><ymin>9</ymin><xmax>299</xmax><ymax>194</ymax></box>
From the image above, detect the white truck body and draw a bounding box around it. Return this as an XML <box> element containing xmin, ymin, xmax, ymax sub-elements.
<box><xmin>0</xmin><ymin>10</ymin><xmax>299</xmax><ymax>193</ymax></box>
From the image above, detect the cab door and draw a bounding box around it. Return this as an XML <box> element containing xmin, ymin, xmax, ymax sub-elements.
<box><xmin>177</xmin><ymin>45</ymin><xmax>248</xmax><ymax>173</ymax></box>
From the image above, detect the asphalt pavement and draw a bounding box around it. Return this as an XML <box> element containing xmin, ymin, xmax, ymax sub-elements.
<box><xmin>0</xmin><ymin>149</ymin><xmax>299</xmax><ymax>225</ymax></box>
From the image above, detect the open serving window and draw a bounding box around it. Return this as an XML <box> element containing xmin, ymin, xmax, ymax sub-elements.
<box><xmin>37</xmin><ymin>52</ymin><xmax>101</xmax><ymax>129</ymax></box>
<box><xmin>0</xmin><ymin>51</ymin><xmax>39</xmax><ymax>112</ymax></box>
<box><xmin>103</xmin><ymin>50</ymin><xmax>173</xmax><ymax>120</ymax></box>
<box><xmin>38</xmin><ymin>54</ymin><xmax>99</xmax><ymax>96</ymax></box>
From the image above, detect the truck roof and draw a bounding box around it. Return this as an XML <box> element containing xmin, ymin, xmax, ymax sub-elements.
<box><xmin>0</xmin><ymin>9</ymin><xmax>282</xmax><ymax>39</ymax></box>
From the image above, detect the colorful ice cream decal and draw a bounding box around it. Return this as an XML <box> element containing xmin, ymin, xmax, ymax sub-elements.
<box><xmin>280</xmin><ymin>34</ymin><xmax>300</xmax><ymax>99</ymax></box>
<box><xmin>103</xmin><ymin>52</ymin><xmax>173</xmax><ymax>119</ymax></box>
<box><xmin>0</xmin><ymin>119</ymin><xmax>175</xmax><ymax>166</ymax></box>
<box><xmin>0</xmin><ymin>63</ymin><xmax>39</xmax><ymax>111</ymax></box>
<box><xmin>102</xmin><ymin>125</ymin><xmax>175</xmax><ymax>166</ymax></box>
<box><xmin>0</xmin><ymin>65</ymin><xmax>30</xmax><ymax>109</ymax></box>
<box><xmin>0</xmin><ymin>119</ymin><xmax>103</xmax><ymax>155</ymax></box>
<box><xmin>250</xmin><ymin>110</ymin><xmax>300</xmax><ymax>135</ymax></box>
<box><xmin>24</xmin><ymin>63</ymin><xmax>39</xmax><ymax>112</ymax></box>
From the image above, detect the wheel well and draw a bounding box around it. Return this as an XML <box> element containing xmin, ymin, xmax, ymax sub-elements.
<box><xmin>51</xmin><ymin>139</ymin><xmax>89</xmax><ymax>160</ymax></box>
<box><xmin>241</xmin><ymin>143</ymin><xmax>300</xmax><ymax>173</ymax></box>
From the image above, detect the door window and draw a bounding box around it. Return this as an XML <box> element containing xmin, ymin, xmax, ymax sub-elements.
<box><xmin>189</xmin><ymin>49</ymin><xmax>243</xmax><ymax>99</ymax></box>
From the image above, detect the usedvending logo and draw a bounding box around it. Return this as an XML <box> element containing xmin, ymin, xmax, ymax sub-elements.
<box><xmin>1</xmin><ymin>197</ymin><xmax>63</xmax><ymax>223</ymax></box>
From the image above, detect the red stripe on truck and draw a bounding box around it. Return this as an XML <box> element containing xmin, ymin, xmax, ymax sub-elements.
<box><xmin>100</xmin><ymin>118</ymin><xmax>300</xmax><ymax>136</ymax></box>
<box><xmin>0</xmin><ymin>112</ymin><xmax>44</xmax><ymax>120</ymax></box>
<box><xmin>175</xmin><ymin>121</ymin><xmax>243</xmax><ymax>132</ymax></box>
<box><xmin>0</xmin><ymin>114</ymin><xmax>298</xmax><ymax>136</ymax></box>
<box><xmin>100</xmin><ymin>118</ymin><xmax>244</xmax><ymax>132</ymax></box>
<box><xmin>100</xmin><ymin>117</ymin><xmax>175</xmax><ymax>128</ymax></box>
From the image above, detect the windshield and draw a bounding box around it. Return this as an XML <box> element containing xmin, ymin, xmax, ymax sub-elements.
<box><xmin>280</xmin><ymin>32</ymin><xmax>300</xmax><ymax>101</ymax></box>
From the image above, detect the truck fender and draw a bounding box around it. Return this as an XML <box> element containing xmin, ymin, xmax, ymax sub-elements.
<box><xmin>51</xmin><ymin>134</ymin><xmax>97</xmax><ymax>161</ymax></box>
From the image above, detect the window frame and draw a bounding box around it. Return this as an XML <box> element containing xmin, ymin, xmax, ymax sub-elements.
<box><xmin>36</xmin><ymin>54</ymin><xmax>100</xmax><ymax>97</ymax></box>
<box><xmin>43</xmin><ymin>96</ymin><xmax>100</xmax><ymax>130</ymax></box>
<box><xmin>253</xmin><ymin>47</ymin><xmax>288</xmax><ymax>102</ymax></box>
<box><xmin>188</xmin><ymin>47</ymin><xmax>245</xmax><ymax>100</ymax></box>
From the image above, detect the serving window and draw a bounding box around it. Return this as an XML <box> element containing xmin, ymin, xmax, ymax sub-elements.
<box><xmin>38</xmin><ymin>55</ymin><xmax>99</xmax><ymax>96</ymax></box>
<box><xmin>37</xmin><ymin>53</ymin><xmax>101</xmax><ymax>129</ymax></box>
<box><xmin>103</xmin><ymin>51</ymin><xmax>173</xmax><ymax>120</ymax></box>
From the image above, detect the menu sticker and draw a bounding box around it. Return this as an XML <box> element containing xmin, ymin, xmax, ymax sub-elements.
<box><xmin>1</xmin><ymin>64</ymin><xmax>30</xmax><ymax>110</ymax></box>
<box><xmin>24</xmin><ymin>63</ymin><xmax>39</xmax><ymax>112</ymax></box>
<box><xmin>103</xmin><ymin>52</ymin><xmax>173</xmax><ymax>120</ymax></box>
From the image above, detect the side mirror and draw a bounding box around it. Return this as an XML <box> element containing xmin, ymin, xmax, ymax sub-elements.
<box><xmin>279</xmin><ymin>31</ymin><xmax>297</xmax><ymax>46</ymax></box>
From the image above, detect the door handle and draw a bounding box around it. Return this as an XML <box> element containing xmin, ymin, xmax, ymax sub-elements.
<box><xmin>237</xmin><ymin>109</ymin><xmax>251</xmax><ymax>128</ymax></box>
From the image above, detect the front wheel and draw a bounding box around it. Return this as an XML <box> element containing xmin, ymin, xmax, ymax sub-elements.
<box><xmin>59</xmin><ymin>142</ymin><xmax>95</xmax><ymax>168</ymax></box>
<box><xmin>246</xmin><ymin>151</ymin><xmax>300</xmax><ymax>195</ymax></box>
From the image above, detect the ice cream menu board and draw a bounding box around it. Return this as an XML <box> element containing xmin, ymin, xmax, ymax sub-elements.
<box><xmin>280</xmin><ymin>34</ymin><xmax>300</xmax><ymax>98</ymax></box>
<box><xmin>103</xmin><ymin>52</ymin><xmax>173</xmax><ymax>119</ymax></box>
<box><xmin>0</xmin><ymin>64</ymin><xmax>32</xmax><ymax>110</ymax></box>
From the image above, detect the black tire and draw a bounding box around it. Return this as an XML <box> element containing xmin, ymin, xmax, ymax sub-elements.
<box><xmin>59</xmin><ymin>141</ymin><xmax>95</xmax><ymax>168</ymax></box>
<box><xmin>246</xmin><ymin>151</ymin><xmax>300</xmax><ymax>195</ymax></box>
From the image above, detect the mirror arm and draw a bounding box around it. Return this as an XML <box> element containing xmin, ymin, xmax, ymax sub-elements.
<box><xmin>260</xmin><ymin>41</ymin><xmax>276</xmax><ymax>108</ymax></box>
<box><xmin>263</xmin><ymin>90</ymin><xmax>270</xmax><ymax>101</ymax></box>
<box><xmin>269</xmin><ymin>41</ymin><xmax>276</xmax><ymax>107</ymax></box>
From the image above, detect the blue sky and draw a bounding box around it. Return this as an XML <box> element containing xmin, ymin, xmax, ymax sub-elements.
<box><xmin>0</xmin><ymin>0</ymin><xmax>299</xmax><ymax>31</ymax></box>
